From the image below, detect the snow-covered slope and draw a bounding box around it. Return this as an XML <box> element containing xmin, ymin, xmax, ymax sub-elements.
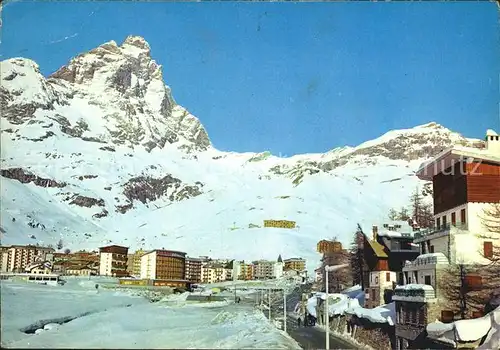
<box><xmin>0</xmin><ymin>35</ymin><xmax>484</xmax><ymax>271</ymax></box>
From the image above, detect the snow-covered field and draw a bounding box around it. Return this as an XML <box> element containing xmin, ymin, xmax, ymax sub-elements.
<box><xmin>1</xmin><ymin>278</ymin><xmax>301</xmax><ymax>349</ymax></box>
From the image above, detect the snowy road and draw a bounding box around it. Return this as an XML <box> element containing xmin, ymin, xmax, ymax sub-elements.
<box><xmin>1</xmin><ymin>278</ymin><xmax>301</xmax><ymax>349</ymax></box>
<box><xmin>242</xmin><ymin>284</ymin><xmax>357</xmax><ymax>349</ymax></box>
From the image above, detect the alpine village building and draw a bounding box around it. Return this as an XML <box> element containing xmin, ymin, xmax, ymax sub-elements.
<box><xmin>393</xmin><ymin>130</ymin><xmax>500</xmax><ymax>349</ymax></box>
<box><xmin>363</xmin><ymin>222</ymin><xmax>420</xmax><ymax>309</ymax></box>
<box><xmin>318</xmin><ymin>241</ymin><xmax>351</xmax><ymax>293</ymax></box>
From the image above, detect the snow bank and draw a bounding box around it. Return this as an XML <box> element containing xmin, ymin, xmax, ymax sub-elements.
<box><xmin>304</xmin><ymin>289</ymin><xmax>392</xmax><ymax>324</ymax></box>
<box><xmin>478</xmin><ymin>308</ymin><xmax>500</xmax><ymax>350</ymax></box>
<box><xmin>455</xmin><ymin>314</ymin><xmax>492</xmax><ymax>342</ymax></box>
<box><xmin>346</xmin><ymin>302</ymin><xmax>395</xmax><ymax>326</ymax></box>
<box><xmin>427</xmin><ymin>307</ymin><xmax>500</xmax><ymax>348</ymax></box>
<box><xmin>1</xmin><ymin>280</ymin><xmax>301</xmax><ymax>349</ymax></box>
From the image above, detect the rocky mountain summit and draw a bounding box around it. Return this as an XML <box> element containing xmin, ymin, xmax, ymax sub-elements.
<box><xmin>1</xmin><ymin>35</ymin><xmax>210</xmax><ymax>153</ymax></box>
<box><xmin>0</xmin><ymin>36</ymin><xmax>485</xmax><ymax>264</ymax></box>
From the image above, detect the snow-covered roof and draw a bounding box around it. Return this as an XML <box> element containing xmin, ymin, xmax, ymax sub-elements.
<box><xmin>427</xmin><ymin>307</ymin><xmax>500</xmax><ymax>347</ymax></box>
<box><xmin>374</xmin><ymin>221</ymin><xmax>414</xmax><ymax>238</ymax></box>
<box><xmin>486</xmin><ymin>129</ymin><xmax>498</xmax><ymax>137</ymax></box>
<box><xmin>346</xmin><ymin>301</ymin><xmax>396</xmax><ymax>326</ymax></box>
<box><xmin>395</xmin><ymin>284</ymin><xmax>435</xmax><ymax>291</ymax></box>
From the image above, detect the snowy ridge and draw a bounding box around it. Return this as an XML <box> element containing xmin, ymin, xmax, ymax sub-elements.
<box><xmin>0</xmin><ymin>36</ymin><xmax>485</xmax><ymax>272</ymax></box>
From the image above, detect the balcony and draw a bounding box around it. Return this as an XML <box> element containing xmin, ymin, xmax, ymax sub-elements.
<box><xmin>413</xmin><ymin>223</ymin><xmax>468</xmax><ymax>241</ymax></box>
<box><xmin>389</xmin><ymin>242</ymin><xmax>420</xmax><ymax>253</ymax></box>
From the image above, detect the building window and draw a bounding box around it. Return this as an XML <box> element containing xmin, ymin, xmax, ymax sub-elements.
<box><xmin>461</xmin><ymin>209</ymin><xmax>466</xmax><ymax>224</ymax></box>
<box><xmin>436</xmin><ymin>217</ymin><xmax>441</xmax><ymax>229</ymax></box>
<box><xmin>386</xmin><ymin>272</ymin><xmax>391</xmax><ymax>282</ymax></box>
<box><xmin>375</xmin><ymin>276</ymin><xmax>378</xmax><ymax>284</ymax></box>
<box><xmin>484</xmin><ymin>242</ymin><xmax>493</xmax><ymax>259</ymax></box>
<box><xmin>451</xmin><ymin>212</ymin><xmax>456</xmax><ymax>226</ymax></box>
<box><xmin>430</xmin><ymin>245</ymin><xmax>435</xmax><ymax>253</ymax></box>
<box><xmin>419</xmin><ymin>307</ymin><xmax>425</xmax><ymax>324</ymax></box>
<box><xmin>424</xmin><ymin>275</ymin><xmax>431</xmax><ymax>285</ymax></box>
<box><xmin>442</xmin><ymin>215</ymin><xmax>447</xmax><ymax>227</ymax></box>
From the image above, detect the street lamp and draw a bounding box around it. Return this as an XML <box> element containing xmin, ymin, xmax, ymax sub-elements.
<box><xmin>283</xmin><ymin>287</ymin><xmax>287</xmax><ymax>333</ymax></box>
<box><xmin>324</xmin><ymin>265</ymin><xmax>338</xmax><ymax>350</ymax></box>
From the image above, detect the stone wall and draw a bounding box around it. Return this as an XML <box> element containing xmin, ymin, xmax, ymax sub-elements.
<box><xmin>334</xmin><ymin>315</ymin><xmax>395</xmax><ymax>350</ymax></box>
<box><xmin>353</xmin><ymin>326</ymin><xmax>393</xmax><ymax>350</ymax></box>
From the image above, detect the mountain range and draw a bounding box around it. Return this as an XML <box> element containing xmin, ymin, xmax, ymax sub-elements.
<box><xmin>0</xmin><ymin>35</ymin><xmax>485</xmax><ymax>271</ymax></box>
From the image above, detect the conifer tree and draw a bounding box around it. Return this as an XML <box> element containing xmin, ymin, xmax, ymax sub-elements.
<box><xmin>349</xmin><ymin>224</ymin><xmax>365</xmax><ymax>289</ymax></box>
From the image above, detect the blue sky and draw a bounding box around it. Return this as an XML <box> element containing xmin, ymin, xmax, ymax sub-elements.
<box><xmin>2</xmin><ymin>1</ymin><xmax>499</xmax><ymax>155</ymax></box>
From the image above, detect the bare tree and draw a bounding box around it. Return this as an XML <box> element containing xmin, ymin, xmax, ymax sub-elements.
<box><xmin>57</xmin><ymin>239</ymin><xmax>63</xmax><ymax>250</ymax></box>
<box><xmin>439</xmin><ymin>262</ymin><xmax>485</xmax><ymax>319</ymax></box>
<box><xmin>480</xmin><ymin>203</ymin><xmax>500</xmax><ymax>264</ymax></box>
<box><xmin>479</xmin><ymin>203</ymin><xmax>500</xmax><ymax>312</ymax></box>
<box><xmin>64</xmin><ymin>248</ymin><xmax>71</xmax><ymax>254</ymax></box>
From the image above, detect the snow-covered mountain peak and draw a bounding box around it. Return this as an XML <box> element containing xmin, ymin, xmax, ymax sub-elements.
<box><xmin>352</xmin><ymin>121</ymin><xmax>482</xmax><ymax>157</ymax></box>
<box><xmin>1</xmin><ymin>36</ymin><xmax>211</xmax><ymax>152</ymax></box>
<box><xmin>49</xmin><ymin>35</ymin><xmax>161</xmax><ymax>95</ymax></box>
<box><xmin>121</xmin><ymin>35</ymin><xmax>152</xmax><ymax>56</ymax></box>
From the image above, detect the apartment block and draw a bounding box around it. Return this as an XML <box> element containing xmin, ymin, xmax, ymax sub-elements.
<box><xmin>126</xmin><ymin>249</ymin><xmax>144</xmax><ymax>277</ymax></box>
<box><xmin>0</xmin><ymin>245</ymin><xmax>55</xmax><ymax>272</ymax></box>
<box><xmin>284</xmin><ymin>257</ymin><xmax>306</xmax><ymax>272</ymax></box>
<box><xmin>232</xmin><ymin>261</ymin><xmax>255</xmax><ymax>280</ymax></box>
<box><xmin>99</xmin><ymin>245</ymin><xmax>129</xmax><ymax>277</ymax></box>
<box><xmin>185</xmin><ymin>257</ymin><xmax>202</xmax><ymax>283</ymax></box>
<box><xmin>201</xmin><ymin>263</ymin><xmax>231</xmax><ymax>283</ymax></box>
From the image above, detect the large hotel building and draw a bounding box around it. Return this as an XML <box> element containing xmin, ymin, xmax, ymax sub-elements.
<box><xmin>140</xmin><ymin>249</ymin><xmax>187</xmax><ymax>281</ymax></box>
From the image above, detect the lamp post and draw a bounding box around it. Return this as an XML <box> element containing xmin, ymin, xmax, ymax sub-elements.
<box><xmin>324</xmin><ymin>265</ymin><xmax>337</xmax><ymax>350</ymax></box>
<box><xmin>283</xmin><ymin>287</ymin><xmax>287</xmax><ymax>333</ymax></box>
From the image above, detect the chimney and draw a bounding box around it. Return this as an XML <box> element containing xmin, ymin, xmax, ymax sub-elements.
<box><xmin>372</xmin><ymin>225</ymin><xmax>378</xmax><ymax>240</ymax></box>
<box><xmin>485</xmin><ymin>129</ymin><xmax>500</xmax><ymax>156</ymax></box>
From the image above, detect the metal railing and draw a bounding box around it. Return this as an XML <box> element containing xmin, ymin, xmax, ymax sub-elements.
<box><xmin>413</xmin><ymin>222</ymin><xmax>468</xmax><ymax>239</ymax></box>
